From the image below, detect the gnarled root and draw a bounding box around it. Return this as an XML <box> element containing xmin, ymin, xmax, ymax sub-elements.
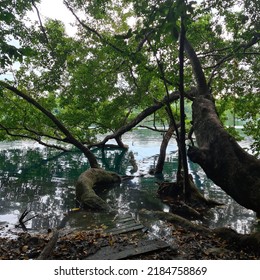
<box><xmin>76</xmin><ymin>168</ymin><xmax>121</xmax><ymax>212</ymax></box>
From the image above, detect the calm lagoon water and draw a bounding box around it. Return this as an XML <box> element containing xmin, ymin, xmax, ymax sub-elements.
<box><xmin>0</xmin><ymin>129</ymin><xmax>257</xmax><ymax>236</ymax></box>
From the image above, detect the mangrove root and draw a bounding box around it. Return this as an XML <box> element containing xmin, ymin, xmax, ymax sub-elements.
<box><xmin>76</xmin><ymin>168</ymin><xmax>121</xmax><ymax>212</ymax></box>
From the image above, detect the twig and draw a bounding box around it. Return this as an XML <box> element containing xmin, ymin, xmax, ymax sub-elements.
<box><xmin>16</xmin><ymin>208</ymin><xmax>35</xmax><ymax>231</ymax></box>
<box><xmin>22</xmin><ymin>214</ymin><xmax>39</xmax><ymax>224</ymax></box>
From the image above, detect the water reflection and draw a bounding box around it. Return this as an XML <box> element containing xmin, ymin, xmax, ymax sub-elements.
<box><xmin>0</xmin><ymin>131</ymin><xmax>257</xmax><ymax>235</ymax></box>
<box><xmin>0</xmin><ymin>142</ymin><xmax>83</xmax><ymax>234</ymax></box>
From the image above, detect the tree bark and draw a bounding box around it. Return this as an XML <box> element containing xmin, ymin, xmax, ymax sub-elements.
<box><xmin>179</xmin><ymin>17</ymin><xmax>190</xmax><ymax>200</ymax></box>
<box><xmin>155</xmin><ymin>124</ymin><xmax>175</xmax><ymax>174</ymax></box>
<box><xmin>140</xmin><ymin>209</ymin><xmax>260</xmax><ymax>255</ymax></box>
<box><xmin>187</xmin><ymin>95</ymin><xmax>260</xmax><ymax>213</ymax></box>
<box><xmin>183</xmin><ymin>38</ymin><xmax>209</xmax><ymax>96</ymax></box>
<box><xmin>182</xmin><ymin>35</ymin><xmax>260</xmax><ymax>214</ymax></box>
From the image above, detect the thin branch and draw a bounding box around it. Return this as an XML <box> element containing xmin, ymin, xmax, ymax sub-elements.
<box><xmin>208</xmin><ymin>34</ymin><xmax>260</xmax><ymax>86</ymax></box>
<box><xmin>64</xmin><ymin>0</ymin><xmax>124</xmax><ymax>54</ymax></box>
<box><xmin>0</xmin><ymin>81</ymin><xmax>99</xmax><ymax>167</ymax></box>
<box><xmin>139</xmin><ymin>124</ymin><xmax>180</xmax><ymax>134</ymax></box>
<box><xmin>36</xmin><ymin>139</ymin><xmax>70</xmax><ymax>151</ymax></box>
<box><xmin>129</xmin><ymin>66</ymin><xmax>139</xmax><ymax>89</ymax></box>
<box><xmin>240</xmin><ymin>52</ymin><xmax>260</xmax><ymax>56</ymax></box>
<box><xmin>96</xmin><ymin>91</ymin><xmax>180</xmax><ymax>146</ymax></box>
<box><xmin>0</xmin><ymin>124</ymin><xmax>70</xmax><ymax>151</ymax></box>
<box><xmin>136</xmin><ymin>30</ymin><xmax>154</xmax><ymax>52</ymax></box>
<box><xmin>147</xmin><ymin>38</ymin><xmax>180</xmax><ymax>142</ymax></box>
<box><xmin>32</xmin><ymin>0</ymin><xmax>50</xmax><ymax>46</ymax></box>
<box><xmin>23</xmin><ymin>124</ymin><xmax>68</xmax><ymax>143</ymax></box>
<box><xmin>64</xmin><ymin>1</ymin><xmax>177</xmax><ymax>90</ymax></box>
<box><xmin>0</xmin><ymin>123</ymin><xmax>40</xmax><ymax>140</ymax></box>
<box><xmin>196</xmin><ymin>46</ymin><xmax>233</xmax><ymax>57</ymax></box>
<box><xmin>198</xmin><ymin>53</ymin><xmax>224</xmax><ymax>59</ymax></box>
<box><xmin>139</xmin><ymin>125</ymin><xmax>168</xmax><ymax>133</ymax></box>
<box><xmin>203</xmin><ymin>52</ymin><xmax>260</xmax><ymax>70</ymax></box>
<box><xmin>16</xmin><ymin>208</ymin><xmax>38</xmax><ymax>231</ymax></box>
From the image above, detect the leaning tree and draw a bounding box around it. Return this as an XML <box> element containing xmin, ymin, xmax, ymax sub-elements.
<box><xmin>121</xmin><ymin>0</ymin><xmax>260</xmax><ymax>213</ymax></box>
<box><xmin>0</xmin><ymin>0</ymin><xmax>259</xmax><ymax>213</ymax></box>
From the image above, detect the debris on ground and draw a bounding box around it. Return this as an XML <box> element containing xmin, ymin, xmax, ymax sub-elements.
<box><xmin>0</xmin><ymin>223</ymin><xmax>258</xmax><ymax>260</ymax></box>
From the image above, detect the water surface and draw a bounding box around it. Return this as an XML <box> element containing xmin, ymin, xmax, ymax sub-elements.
<box><xmin>0</xmin><ymin>130</ymin><xmax>257</xmax><ymax>237</ymax></box>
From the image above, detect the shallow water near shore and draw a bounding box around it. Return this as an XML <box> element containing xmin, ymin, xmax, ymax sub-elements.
<box><xmin>0</xmin><ymin>129</ymin><xmax>258</xmax><ymax>238</ymax></box>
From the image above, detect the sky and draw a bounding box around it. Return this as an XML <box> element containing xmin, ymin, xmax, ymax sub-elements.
<box><xmin>1</xmin><ymin>1</ymin><xmax>74</xmax><ymax>80</ymax></box>
<box><xmin>31</xmin><ymin>0</ymin><xmax>137</xmax><ymax>34</ymax></box>
<box><xmin>30</xmin><ymin>0</ymin><xmax>76</xmax><ymax>36</ymax></box>
<box><xmin>30</xmin><ymin>0</ymin><xmax>208</xmax><ymax>36</ymax></box>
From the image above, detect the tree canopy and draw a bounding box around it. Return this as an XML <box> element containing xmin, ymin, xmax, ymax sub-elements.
<box><xmin>0</xmin><ymin>0</ymin><xmax>259</xmax><ymax>155</ymax></box>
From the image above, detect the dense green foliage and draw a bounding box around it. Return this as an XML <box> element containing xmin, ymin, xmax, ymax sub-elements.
<box><xmin>0</xmin><ymin>0</ymin><xmax>38</xmax><ymax>67</ymax></box>
<box><xmin>0</xmin><ymin>0</ymin><xmax>259</xmax><ymax>154</ymax></box>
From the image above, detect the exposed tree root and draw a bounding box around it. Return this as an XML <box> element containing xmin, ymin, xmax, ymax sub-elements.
<box><xmin>139</xmin><ymin>209</ymin><xmax>211</xmax><ymax>233</ymax></box>
<box><xmin>157</xmin><ymin>173</ymin><xmax>222</xmax><ymax>220</ymax></box>
<box><xmin>76</xmin><ymin>168</ymin><xmax>121</xmax><ymax>212</ymax></box>
<box><xmin>139</xmin><ymin>209</ymin><xmax>260</xmax><ymax>256</ymax></box>
<box><xmin>213</xmin><ymin>228</ymin><xmax>260</xmax><ymax>255</ymax></box>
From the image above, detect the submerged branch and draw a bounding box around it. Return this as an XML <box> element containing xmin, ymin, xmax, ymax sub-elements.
<box><xmin>16</xmin><ymin>208</ymin><xmax>38</xmax><ymax>232</ymax></box>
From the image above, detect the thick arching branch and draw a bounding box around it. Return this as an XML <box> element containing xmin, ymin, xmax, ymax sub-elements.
<box><xmin>183</xmin><ymin>38</ymin><xmax>209</xmax><ymax>95</ymax></box>
<box><xmin>0</xmin><ymin>81</ymin><xmax>99</xmax><ymax>167</ymax></box>
<box><xmin>97</xmin><ymin>91</ymin><xmax>180</xmax><ymax>146</ymax></box>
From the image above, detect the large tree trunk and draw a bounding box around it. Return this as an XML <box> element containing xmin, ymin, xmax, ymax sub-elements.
<box><xmin>187</xmin><ymin>95</ymin><xmax>260</xmax><ymax>214</ymax></box>
<box><xmin>182</xmin><ymin>33</ymin><xmax>260</xmax><ymax>214</ymax></box>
